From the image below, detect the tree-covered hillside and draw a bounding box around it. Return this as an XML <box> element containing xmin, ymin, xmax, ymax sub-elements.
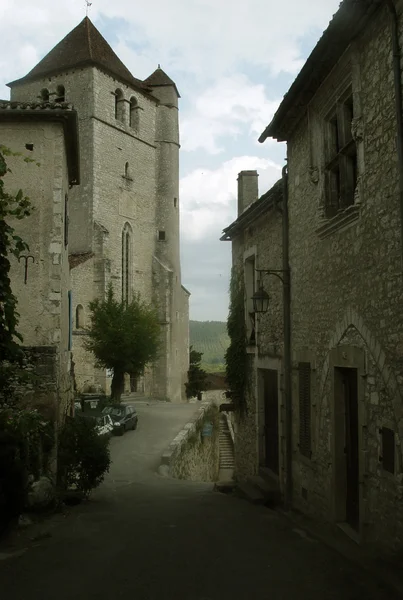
<box><xmin>189</xmin><ymin>320</ymin><xmax>229</xmax><ymax>372</ymax></box>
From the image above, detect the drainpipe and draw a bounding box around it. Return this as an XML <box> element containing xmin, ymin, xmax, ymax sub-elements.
<box><xmin>385</xmin><ymin>0</ymin><xmax>403</xmax><ymax>269</ymax></box>
<box><xmin>282</xmin><ymin>163</ymin><xmax>293</xmax><ymax>510</ymax></box>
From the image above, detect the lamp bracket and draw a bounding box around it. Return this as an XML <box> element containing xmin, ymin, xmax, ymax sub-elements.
<box><xmin>255</xmin><ymin>268</ymin><xmax>289</xmax><ymax>284</ymax></box>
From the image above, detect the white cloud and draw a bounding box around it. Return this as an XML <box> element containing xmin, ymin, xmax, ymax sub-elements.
<box><xmin>180</xmin><ymin>155</ymin><xmax>282</xmax><ymax>242</ymax></box>
<box><xmin>0</xmin><ymin>0</ymin><xmax>341</xmax><ymax>95</ymax></box>
<box><xmin>180</xmin><ymin>75</ymin><xmax>281</xmax><ymax>154</ymax></box>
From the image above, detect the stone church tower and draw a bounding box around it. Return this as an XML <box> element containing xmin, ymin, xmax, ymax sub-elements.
<box><xmin>7</xmin><ymin>18</ymin><xmax>190</xmax><ymax>402</ymax></box>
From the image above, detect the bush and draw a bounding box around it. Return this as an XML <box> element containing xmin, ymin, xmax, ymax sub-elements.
<box><xmin>0</xmin><ymin>407</ymin><xmax>54</xmax><ymax>533</ymax></box>
<box><xmin>57</xmin><ymin>417</ymin><xmax>111</xmax><ymax>496</ymax></box>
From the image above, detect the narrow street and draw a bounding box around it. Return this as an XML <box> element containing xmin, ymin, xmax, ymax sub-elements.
<box><xmin>0</xmin><ymin>401</ymin><xmax>397</xmax><ymax>600</ymax></box>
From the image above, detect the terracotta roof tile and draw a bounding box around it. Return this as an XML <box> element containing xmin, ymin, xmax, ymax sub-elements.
<box><xmin>144</xmin><ymin>67</ymin><xmax>180</xmax><ymax>97</ymax></box>
<box><xmin>8</xmin><ymin>18</ymin><xmax>149</xmax><ymax>94</ymax></box>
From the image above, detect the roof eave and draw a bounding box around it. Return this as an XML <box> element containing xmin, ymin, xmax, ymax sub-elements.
<box><xmin>259</xmin><ymin>0</ymin><xmax>382</xmax><ymax>143</ymax></box>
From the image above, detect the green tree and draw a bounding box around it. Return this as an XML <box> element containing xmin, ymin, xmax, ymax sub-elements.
<box><xmin>0</xmin><ymin>146</ymin><xmax>34</xmax><ymax>401</ymax></box>
<box><xmin>85</xmin><ymin>285</ymin><xmax>160</xmax><ymax>401</ymax></box>
<box><xmin>185</xmin><ymin>346</ymin><xmax>208</xmax><ymax>399</ymax></box>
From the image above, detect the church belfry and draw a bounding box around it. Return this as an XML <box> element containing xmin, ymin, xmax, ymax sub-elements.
<box><xmin>7</xmin><ymin>18</ymin><xmax>189</xmax><ymax>402</ymax></box>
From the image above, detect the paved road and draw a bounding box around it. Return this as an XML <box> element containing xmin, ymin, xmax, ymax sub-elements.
<box><xmin>0</xmin><ymin>401</ymin><xmax>398</xmax><ymax>600</ymax></box>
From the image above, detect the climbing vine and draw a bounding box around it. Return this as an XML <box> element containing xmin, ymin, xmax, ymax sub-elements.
<box><xmin>0</xmin><ymin>145</ymin><xmax>35</xmax><ymax>401</ymax></box>
<box><xmin>225</xmin><ymin>266</ymin><xmax>250</xmax><ymax>415</ymax></box>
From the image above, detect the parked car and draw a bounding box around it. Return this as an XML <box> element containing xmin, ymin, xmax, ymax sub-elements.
<box><xmin>102</xmin><ymin>403</ymin><xmax>138</xmax><ymax>436</ymax></box>
<box><xmin>76</xmin><ymin>412</ymin><xmax>114</xmax><ymax>438</ymax></box>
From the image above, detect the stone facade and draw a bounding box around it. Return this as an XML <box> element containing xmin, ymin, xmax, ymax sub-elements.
<box><xmin>226</xmin><ymin>0</ymin><xmax>403</xmax><ymax>555</ymax></box>
<box><xmin>0</xmin><ymin>106</ymin><xmax>80</xmax><ymax>421</ymax></box>
<box><xmin>7</xmin><ymin>19</ymin><xmax>189</xmax><ymax>401</ymax></box>
<box><xmin>222</xmin><ymin>173</ymin><xmax>284</xmax><ymax>484</ymax></box>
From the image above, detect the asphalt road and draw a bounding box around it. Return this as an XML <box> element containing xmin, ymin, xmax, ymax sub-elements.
<box><xmin>0</xmin><ymin>400</ymin><xmax>398</xmax><ymax>600</ymax></box>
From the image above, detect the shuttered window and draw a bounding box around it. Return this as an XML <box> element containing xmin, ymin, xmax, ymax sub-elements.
<box><xmin>381</xmin><ymin>427</ymin><xmax>395</xmax><ymax>474</ymax></box>
<box><xmin>299</xmin><ymin>362</ymin><xmax>312</xmax><ymax>458</ymax></box>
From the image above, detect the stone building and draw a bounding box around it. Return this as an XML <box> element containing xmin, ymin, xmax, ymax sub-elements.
<box><xmin>221</xmin><ymin>172</ymin><xmax>284</xmax><ymax>483</ymax></box>
<box><xmin>0</xmin><ymin>100</ymin><xmax>80</xmax><ymax>421</ymax></box>
<box><xmin>6</xmin><ymin>18</ymin><xmax>189</xmax><ymax>402</ymax></box>
<box><xmin>225</xmin><ymin>0</ymin><xmax>403</xmax><ymax>554</ymax></box>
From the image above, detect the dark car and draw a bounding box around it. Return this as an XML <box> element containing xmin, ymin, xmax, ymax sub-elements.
<box><xmin>102</xmin><ymin>403</ymin><xmax>138</xmax><ymax>436</ymax></box>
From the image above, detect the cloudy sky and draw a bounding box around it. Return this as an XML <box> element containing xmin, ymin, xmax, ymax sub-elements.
<box><xmin>0</xmin><ymin>0</ymin><xmax>341</xmax><ymax>321</ymax></box>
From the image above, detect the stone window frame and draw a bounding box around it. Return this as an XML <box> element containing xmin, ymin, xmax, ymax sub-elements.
<box><xmin>324</xmin><ymin>87</ymin><xmax>357</xmax><ymax>218</ymax></box>
<box><xmin>114</xmin><ymin>88</ymin><xmax>125</xmax><ymax>123</ymax></box>
<box><xmin>55</xmin><ymin>84</ymin><xmax>65</xmax><ymax>103</ymax></box>
<box><xmin>129</xmin><ymin>96</ymin><xmax>140</xmax><ymax>131</ymax></box>
<box><xmin>308</xmin><ymin>48</ymin><xmax>364</xmax><ymax>239</ymax></box>
<box><xmin>122</xmin><ymin>222</ymin><xmax>133</xmax><ymax>304</ymax></box>
<box><xmin>378</xmin><ymin>419</ymin><xmax>400</xmax><ymax>480</ymax></box>
<box><xmin>75</xmin><ymin>304</ymin><xmax>85</xmax><ymax>329</ymax></box>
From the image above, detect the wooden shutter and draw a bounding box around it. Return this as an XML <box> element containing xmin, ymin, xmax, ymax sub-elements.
<box><xmin>299</xmin><ymin>362</ymin><xmax>312</xmax><ymax>458</ymax></box>
<box><xmin>381</xmin><ymin>427</ymin><xmax>395</xmax><ymax>474</ymax></box>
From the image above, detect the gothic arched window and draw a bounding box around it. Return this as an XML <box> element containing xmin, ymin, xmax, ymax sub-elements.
<box><xmin>129</xmin><ymin>96</ymin><xmax>139</xmax><ymax>131</ymax></box>
<box><xmin>115</xmin><ymin>88</ymin><xmax>124</xmax><ymax>122</ymax></box>
<box><xmin>122</xmin><ymin>223</ymin><xmax>133</xmax><ymax>304</ymax></box>
<box><xmin>76</xmin><ymin>304</ymin><xmax>84</xmax><ymax>329</ymax></box>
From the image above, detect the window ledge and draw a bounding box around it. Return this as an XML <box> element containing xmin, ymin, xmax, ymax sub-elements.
<box><xmin>316</xmin><ymin>204</ymin><xmax>360</xmax><ymax>240</ymax></box>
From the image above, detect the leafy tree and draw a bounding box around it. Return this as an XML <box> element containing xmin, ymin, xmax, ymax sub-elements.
<box><xmin>185</xmin><ymin>346</ymin><xmax>208</xmax><ymax>399</ymax></box>
<box><xmin>85</xmin><ymin>285</ymin><xmax>160</xmax><ymax>401</ymax></box>
<box><xmin>0</xmin><ymin>146</ymin><xmax>34</xmax><ymax>402</ymax></box>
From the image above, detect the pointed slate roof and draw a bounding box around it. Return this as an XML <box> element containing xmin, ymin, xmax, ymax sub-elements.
<box><xmin>8</xmin><ymin>18</ymin><xmax>150</xmax><ymax>94</ymax></box>
<box><xmin>144</xmin><ymin>67</ymin><xmax>180</xmax><ymax>98</ymax></box>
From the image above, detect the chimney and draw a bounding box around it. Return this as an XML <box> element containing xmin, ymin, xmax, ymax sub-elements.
<box><xmin>237</xmin><ymin>170</ymin><xmax>259</xmax><ymax>216</ymax></box>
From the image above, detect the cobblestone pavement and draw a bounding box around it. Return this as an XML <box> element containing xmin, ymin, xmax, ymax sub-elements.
<box><xmin>0</xmin><ymin>401</ymin><xmax>398</xmax><ymax>600</ymax></box>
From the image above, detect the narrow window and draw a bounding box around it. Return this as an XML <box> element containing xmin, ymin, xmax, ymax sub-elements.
<box><xmin>174</xmin><ymin>197</ymin><xmax>177</xmax><ymax>208</ymax></box>
<box><xmin>158</xmin><ymin>230</ymin><xmax>166</xmax><ymax>241</ymax></box>
<box><xmin>129</xmin><ymin>97</ymin><xmax>139</xmax><ymax>130</ymax></box>
<box><xmin>64</xmin><ymin>194</ymin><xmax>69</xmax><ymax>247</ymax></box>
<box><xmin>68</xmin><ymin>291</ymin><xmax>72</xmax><ymax>351</ymax></box>
<box><xmin>381</xmin><ymin>427</ymin><xmax>395</xmax><ymax>474</ymax></box>
<box><xmin>115</xmin><ymin>89</ymin><xmax>124</xmax><ymax>122</ymax></box>
<box><xmin>75</xmin><ymin>304</ymin><xmax>84</xmax><ymax>329</ymax></box>
<box><xmin>40</xmin><ymin>88</ymin><xmax>50</xmax><ymax>102</ymax></box>
<box><xmin>325</xmin><ymin>88</ymin><xmax>357</xmax><ymax>217</ymax></box>
<box><xmin>299</xmin><ymin>362</ymin><xmax>312</xmax><ymax>457</ymax></box>
<box><xmin>122</xmin><ymin>223</ymin><xmax>133</xmax><ymax>304</ymax></box>
<box><xmin>55</xmin><ymin>84</ymin><xmax>65</xmax><ymax>102</ymax></box>
<box><xmin>124</xmin><ymin>162</ymin><xmax>130</xmax><ymax>178</ymax></box>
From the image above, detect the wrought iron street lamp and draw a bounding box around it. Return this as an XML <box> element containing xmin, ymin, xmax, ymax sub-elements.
<box><xmin>251</xmin><ymin>285</ymin><xmax>270</xmax><ymax>313</ymax></box>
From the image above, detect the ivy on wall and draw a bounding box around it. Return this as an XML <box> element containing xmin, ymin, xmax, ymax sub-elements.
<box><xmin>225</xmin><ymin>267</ymin><xmax>249</xmax><ymax>415</ymax></box>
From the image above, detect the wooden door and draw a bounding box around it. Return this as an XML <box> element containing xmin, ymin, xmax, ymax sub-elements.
<box><xmin>263</xmin><ymin>369</ymin><xmax>279</xmax><ymax>475</ymax></box>
<box><xmin>343</xmin><ymin>368</ymin><xmax>359</xmax><ymax>530</ymax></box>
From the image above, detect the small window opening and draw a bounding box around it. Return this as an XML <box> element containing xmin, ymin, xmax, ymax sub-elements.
<box><xmin>40</xmin><ymin>88</ymin><xmax>50</xmax><ymax>102</ymax></box>
<box><xmin>115</xmin><ymin>89</ymin><xmax>124</xmax><ymax>122</ymax></box>
<box><xmin>76</xmin><ymin>304</ymin><xmax>84</xmax><ymax>329</ymax></box>
<box><xmin>158</xmin><ymin>230</ymin><xmax>166</xmax><ymax>241</ymax></box>
<box><xmin>174</xmin><ymin>197</ymin><xmax>177</xmax><ymax>208</ymax></box>
<box><xmin>25</xmin><ymin>143</ymin><xmax>34</xmax><ymax>151</ymax></box>
<box><xmin>124</xmin><ymin>162</ymin><xmax>130</xmax><ymax>179</ymax></box>
<box><xmin>55</xmin><ymin>84</ymin><xmax>65</xmax><ymax>102</ymax></box>
<box><xmin>129</xmin><ymin>97</ymin><xmax>139</xmax><ymax>130</ymax></box>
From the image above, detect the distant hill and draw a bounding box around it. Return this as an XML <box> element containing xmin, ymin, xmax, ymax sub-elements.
<box><xmin>189</xmin><ymin>320</ymin><xmax>229</xmax><ymax>373</ymax></box>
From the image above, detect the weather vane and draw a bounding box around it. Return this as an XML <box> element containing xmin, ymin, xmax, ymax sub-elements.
<box><xmin>85</xmin><ymin>0</ymin><xmax>92</xmax><ymax>16</ymax></box>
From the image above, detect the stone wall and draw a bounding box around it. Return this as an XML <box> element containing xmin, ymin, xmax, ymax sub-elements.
<box><xmin>160</xmin><ymin>400</ymin><xmax>220</xmax><ymax>482</ymax></box>
<box><xmin>285</xmin><ymin>4</ymin><xmax>403</xmax><ymax>552</ymax></box>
